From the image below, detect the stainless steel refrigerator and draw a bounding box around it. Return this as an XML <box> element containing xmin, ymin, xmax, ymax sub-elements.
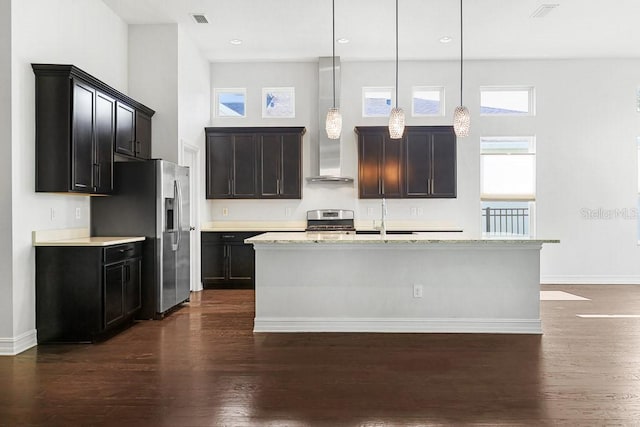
<box><xmin>91</xmin><ymin>159</ymin><xmax>190</xmax><ymax>319</ymax></box>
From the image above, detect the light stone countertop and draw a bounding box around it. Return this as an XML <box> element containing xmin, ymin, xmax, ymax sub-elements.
<box><xmin>201</xmin><ymin>220</ymin><xmax>463</xmax><ymax>232</ymax></box>
<box><xmin>246</xmin><ymin>231</ymin><xmax>559</xmax><ymax>245</ymax></box>
<box><xmin>201</xmin><ymin>221</ymin><xmax>306</xmax><ymax>232</ymax></box>
<box><xmin>33</xmin><ymin>228</ymin><xmax>145</xmax><ymax>247</ymax></box>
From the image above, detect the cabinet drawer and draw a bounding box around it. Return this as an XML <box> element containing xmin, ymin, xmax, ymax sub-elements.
<box><xmin>104</xmin><ymin>243</ymin><xmax>142</xmax><ymax>264</ymax></box>
<box><xmin>202</xmin><ymin>231</ymin><xmax>263</xmax><ymax>243</ymax></box>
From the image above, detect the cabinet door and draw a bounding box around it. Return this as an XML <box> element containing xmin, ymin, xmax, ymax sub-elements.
<box><xmin>123</xmin><ymin>258</ymin><xmax>141</xmax><ymax>316</ymax></box>
<box><xmin>71</xmin><ymin>80</ymin><xmax>95</xmax><ymax>192</ymax></box>
<box><xmin>259</xmin><ymin>134</ymin><xmax>280</xmax><ymax>197</ymax></box>
<box><xmin>201</xmin><ymin>234</ymin><xmax>226</xmax><ymax>282</ymax></box>
<box><xmin>115</xmin><ymin>102</ymin><xmax>135</xmax><ymax>157</ymax></box>
<box><xmin>404</xmin><ymin>131</ymin><xmax>431</xmax><ymax>197</ymax></box>
<box><xmin>104</xmin><ymin>263</ymin><xmax>125</xmax><ymax>328</ymax></box>
<box><xmin>382</xmin><ymin>136</ymin><xmax>403</xmax><ymax>198</ymax></box>
<box><xmin>135</xmin><ymin>111</ymin><xmax>152</xmax><ymax>159</ymax></box>
<box><xmin>206</xmin><ymin>135</ymin><xmax>233</xmax><ymax>198</ymax></box>
<box><xmin>227</xmin><ymin>242</ymin><xmax>255</xmax><ymax>283</ymax></box>
<box><xmin>279</xmin><ymin>133</ymin><xmax>301</xmax><ymax>198</ymax></box>
<box><xmin>358</xmin><ymin>132</ymin><xmax>383</xmax><ymax>198</ymax></box>
<box><xmin>94</xmin><ymin>92</ymin><xmax>115</xmax><ymax>194</ymax></box>
<box><xmin>430</xmin><ymin>130</ymin><xmax>457</xmax><ymax>198</ymax></box>
<box><xmin>232</xmin><ymin>135</ymin><xmax>258</xmax><ymax>197</ymax></box>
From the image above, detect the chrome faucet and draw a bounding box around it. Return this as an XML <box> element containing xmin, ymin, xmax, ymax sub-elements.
<box><xmin>380</xmin><ymin>198</ymin><xmax>387</xmax><ymax>236</ymax></box>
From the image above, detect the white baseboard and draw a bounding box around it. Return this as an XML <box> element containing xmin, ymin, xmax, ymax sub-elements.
<box><xmin>254</xmin><ymin>317</ymin><xmax>542</xmax><ymax>334</ymax></box>
<box><xmin>541</xmin><ymin>275</ymin><xmax>640</xmax><ymax>285</ymax></box>
<box><xmin>0</xmin><ymin>329</ymin><xmax>37</xmax><ymax>356</ymax></box>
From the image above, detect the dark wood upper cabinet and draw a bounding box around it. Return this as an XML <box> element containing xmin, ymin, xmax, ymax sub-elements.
<box><xmin>205</xmin><ymin>127</ymin><xmax>304</xmax><ymax>199</ymax></box>
<box><xmin>134</xmin><ymin>111</ymin><xmax>152</xmax><ymax>159</ymax></box>
<box><xmin>33</xmin><ymin>64</ymin><xmax>154</xmax><ymax>194</ymax></box>
<box><xmin>206</xmin><ymin>133</ymin><xmax>257</xmax><ymax>198</ymax></box>
<box><xmin>233</xmin><ymin>135</ymin><xmax>259</xmax><ymax>197</ymax></box>
<box><xmin>429</xmin><ymin>129</ymin><xmax>457</xmax><ymax>197</ymax></box>
<box><xmin>356</xmin><ymin>127</ymin><xmax>403</xmax><ymax>199</ymax></box>
<box><xmin>358</xmin><ymin>131</ymin><xmax>383</xmax><ymax>197</ymax></box>
<box><xmin>115</xmin><ymin>98</ymin><xmax>152</xmax><ymax>160</ymax></box>
<box><xmin>71</xmin><ymin>80</ymin><xmax>96</xmax><ymax>192</ymax></box>
<box><xmin>206</xmin><ymin>134</ymin><xmax>235</xmax><ymax>198</ymax></box>
<box><xmin>94</xmin><ymin>92</ymin><xmax>116</xmax><ymax>194</ymax></box>
<box><xmin>355</xmin><ymin>126</ymin><xmax>456</xmax><ymax>199</ymax></box>
<box><xmin>404</xmin><ymin>130</ymin><xmax>431</xmax><ymax>197</ymax></box>
<box><xmin>115</xmin><ymin>102</ymin><xmax>135</xmax><ymax>157</ymax></box>
<box><xmin>258</xmin><ymin>132</ymin><xmax>302</xmax><ymax>199</ymax></box>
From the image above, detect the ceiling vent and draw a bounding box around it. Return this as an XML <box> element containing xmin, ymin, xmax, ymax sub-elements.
<box><xmin>530</xmin><ymin>4</ymin><xmax>559</xmax><ymax>18</ymax></box>
<box><xmin>190</xmin><ymin>13</ymin><xmax>210</xmax><ymax>24</ymax></box>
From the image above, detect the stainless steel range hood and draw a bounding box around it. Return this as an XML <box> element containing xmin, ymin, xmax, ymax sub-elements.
<box><xmin>306</xmin><ymin>57</ymin><xmax>354</xmax><ymax>183</ymax></box>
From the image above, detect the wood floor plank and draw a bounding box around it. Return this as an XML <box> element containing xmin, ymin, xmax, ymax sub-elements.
<box><xmin>2</xmin><ymin>285</ymin><xmax>640</xmax><ymax>425</ymax></box>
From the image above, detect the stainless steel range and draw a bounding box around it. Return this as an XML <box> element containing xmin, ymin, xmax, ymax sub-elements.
<box><xmin>306</xmin><ymin>209</ymin><xmax>355</xmax><ymax>232</ymax></box>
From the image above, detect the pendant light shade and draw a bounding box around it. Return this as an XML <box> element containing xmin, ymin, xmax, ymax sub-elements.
<box><xmin>453</xmin><ymin>105</ymin><xmax>470</xmax><ymax>137</ymax></box>
<box><xmin>325</xmin><ymin>0</ymin><xmax>342</xmax><ymax>139</ymax></box>
<box><xmin>326</xmin><ymin>107</ymin><xmax>342</xmax><ymax>139</ymax></box>
<box><xmin>454</xmin><ymin>0</ymin><xmax>470</xmax><ymax>137</ymax></box>
<box><xmin>388</xmin><ymin>0</ymin><xmax>404</xmax><ymax>139</ymax></box>
<box><xmin>389</xmin><ymin>107</ymin><xmax>405</xmax><ymax>139</ymax></box>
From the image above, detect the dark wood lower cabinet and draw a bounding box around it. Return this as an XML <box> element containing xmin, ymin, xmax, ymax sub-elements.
<box><xmin>35</xmin><ymin>242</ymin><xmax>142</xmax><ymax>343</ymax></box>
<box><xmin>201</xmin><ymin>232</ymin><xmax>262</xmax><ymax>289</ymax></box>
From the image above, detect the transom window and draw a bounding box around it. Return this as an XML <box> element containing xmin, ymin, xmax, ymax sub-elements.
<box><xmin>214</xmin><ymin>88</ymin><xmax>246</xmax><ymax>118</ymax></box>
<box><xmin>480</xmin><ymin>87</ymin><xmax>535</xmax><ymax>116</ymax></box>
<box><xmin>412</xmin><ymin>86</ymin><xmax>444</xmax><ymax>117</ymax></box>
<box><xmin>362</xmin><ymin>87</ymin><xmax>393</xmax><ymax>117</ymax></box>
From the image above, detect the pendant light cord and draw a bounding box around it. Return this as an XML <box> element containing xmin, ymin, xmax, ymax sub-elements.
<box><xmin>332</xmin><ymin>0</ymin><xmax>336</xmax><ymax>109</ymax></box>
<box><xmin>395</xmin><ymin>0</ymin><xmax>399</xmax><ymax>109</ymax></box>
<box><xmin>459</xmin><ymin>0</ymin><xmax>463</xmax><ymax>106</ymax></box>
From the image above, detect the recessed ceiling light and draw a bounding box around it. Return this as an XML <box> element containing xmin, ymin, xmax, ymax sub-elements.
<box><xmin>229</xmin><ymin>39</ymin><xmax>243</xmax><ymax>45</ymax></box>
<box><xmin>336</xmin><ymin>38</ymin><xmax>349</xmax><ymax>44</ymax></box>
<box><xmin>439</xmin><ymin>36</ymin><xmax>453</xmax><ymax>44</ymax></box>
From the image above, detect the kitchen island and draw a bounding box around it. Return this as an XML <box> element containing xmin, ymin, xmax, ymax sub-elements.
<box><xmin>246</xmin><ymin>232</ymin><xmax>558</xmax><ymax>334</ymax></box>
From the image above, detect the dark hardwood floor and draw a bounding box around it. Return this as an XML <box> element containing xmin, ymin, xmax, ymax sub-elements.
<box><xmin>2</xmin><ymin>285</ymin><xmax>640</xmax><ymax>426</ymax></box>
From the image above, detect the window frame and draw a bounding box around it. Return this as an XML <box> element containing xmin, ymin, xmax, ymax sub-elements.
<box><xmin>479</xmin><ymin>86</ymin><xmax>536</xmax><ymax>117</ymax></box>
<box><xmin>480</xmin><ymin>136</ymin><xmax>536</xmax><ymax>201</ymax></box>
<box><xmin>214</xmin><ymin>88</ymin><xmax>247</xmax><ymax>118</ymax></box>
<box><xmin>362</xmin><ymin>86</ymin><xmax>395</xmax><ymax>117</ymax></box>
<box><xmin>411</xmin><ymin>86</ymin><xmax>445</xmax><ymax>117</ymax></box>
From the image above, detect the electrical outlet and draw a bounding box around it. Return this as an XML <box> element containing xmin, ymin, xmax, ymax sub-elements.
<box><xmin>367</xmin><ymin>207</ymin><xmax>374</xmax><ymax>216</ymax></box>
<box><xmin>418</xmin><ymin>207</ymin><xmax>424</xmax><ymax>216</ymax></box>
<box><xmin>50</xmin><ymin>208</ymin><xmax>56</xmax><ymax>221</ymax></box>
<box><xmin>75</xmin><ymin>207</ymin><xmax>81</xmax><ymax>219</ymax></box>
<box><xmin>222</xmin><ymin>207</ymin><xmax>229</xmax><ymax>216</ymax></box>
<box><xmin>285</xmin><ymin>207</ymin><xmax>292</xmax><ymax>217</ymax></box>
<box><xmin>410</xmin><ymin>207</ymin><xmax>417</xmax><ymax>216</ymax></box>
<box><xmin>413</xmin><ymin>284</ymin><xmax>423</xmax><ymax>298</ymax></box>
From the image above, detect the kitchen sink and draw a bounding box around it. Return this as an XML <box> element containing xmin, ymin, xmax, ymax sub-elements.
<box><xmin>355</xmin><ymin>230</ymin><xmax>415</xmax><ymax>235</ymax></box>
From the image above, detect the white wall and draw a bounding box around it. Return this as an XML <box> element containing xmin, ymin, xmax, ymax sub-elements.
<box><xmin>177</xmin><ymin>26</ymin><xmax>211</xmax><ymax>290</ymax></box>
<box><xmin>3</xmin><ymin>0</ymin><xmax>128</xmax><ymax>354</ymax></box>
<box><xmin>128</xmin><ymin>24</ymin><xmax>178</xmax><ymax>163</ymax></box>
<box><xmin>177</xmin><ymin>27</ymin><xmax>210</xmax><ymax>151</ymax></box>
<box><xmin>0</xmin><ymin>0</ymin><xmax>13</xmax><ymax>341</ymax></box>
<box><xmin>208</xmin><ymin>61</ymin><xmax>476</xmax><ymax>230</ymax></box>
<box><xmin>209</xmin><ymin>58</ymin><xmax>640</xmax><ymax>283</ymax></box>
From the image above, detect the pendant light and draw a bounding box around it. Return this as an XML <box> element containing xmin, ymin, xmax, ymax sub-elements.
<box><xmin>388</xmin><ymin>0</ymin><xmax>405</xmax><ymax>139</ymax></box>
<box><xmin>325</xmin><ymin>0</ymin><xmax>342</xmax><ymax>139</ymax></box>
<box><xmin>453</xmin><ymin>0</ymin><xmax>470</xmax><ymax>137</ymax></box>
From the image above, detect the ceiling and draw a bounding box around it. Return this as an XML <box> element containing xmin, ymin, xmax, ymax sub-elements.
<box><xmin>101</xmin><ymin>0</ymin><xmax>640</xmax><ymax>62</ymax></box>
